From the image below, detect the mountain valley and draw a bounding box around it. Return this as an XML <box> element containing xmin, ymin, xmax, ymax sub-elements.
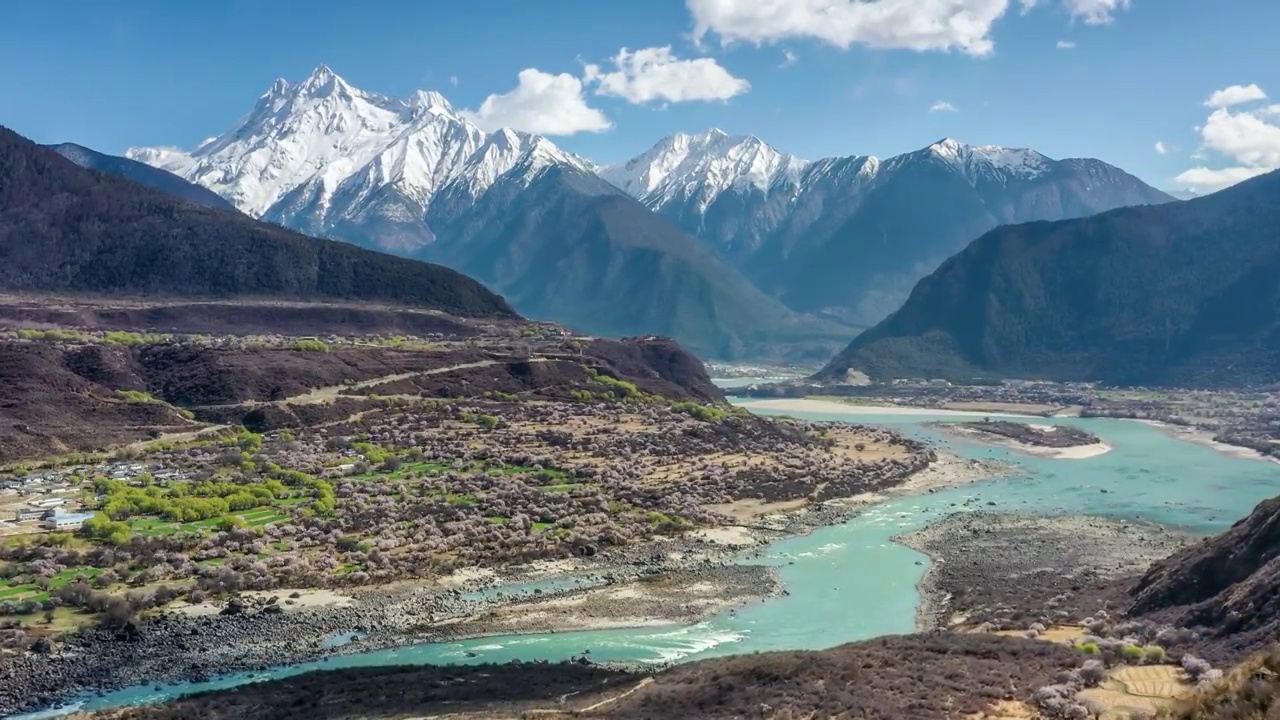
<box><xmin>603</xmin><ymin>130</ymin><xmax>1174</xmax><ymax>326</ymax></box>
<box><xmin>5</xmin><ymin>49</ymin><xmax>1274</xmax><ymax>720</ymax></box>
<box><xmin>119</xmin><ymin>65</ymin><xmax>1174</xmax><ymax>360</ymax></box>
<box><xmin>121</xmin><ymin>67</ymin><xmax>846</xmax><ymax>361</ymax></box>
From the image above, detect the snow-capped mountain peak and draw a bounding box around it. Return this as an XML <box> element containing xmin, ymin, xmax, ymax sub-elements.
<box><xmin>410</xmin><ymin>89</ymin><xmax>453</xmax><ymax>111</ymax></box>
<box><xmin>600</xmin><ymin>128</ymin><xmax>808</xmax><ymax>210</ymax></box>
<box><xmin>294</xmin><ymin>63</ymin><xmax>347</xmax><ymax>97</ymax></box>
<box><xmin>922</xmin><ymin>137</ymin><xmax>1051</xmax><ymax>182</ymax></box>
<box><xmin>126</xmin><ymin>65</ymin><xmax>589</xmax><ymax>226</ymax></box>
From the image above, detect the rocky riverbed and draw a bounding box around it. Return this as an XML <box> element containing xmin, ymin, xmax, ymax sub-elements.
<box><xmin>895</xmin><ymin>512</ymin><xmax>1198</xmax><ymax>632</ymax></box>
<box><xmin>0</xmin><ymin>531</ymin><xmax>778</xmax><ymax>717</ymax></box>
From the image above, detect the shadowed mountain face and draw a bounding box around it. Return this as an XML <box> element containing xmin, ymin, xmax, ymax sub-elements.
<box><xmin>46</xmin><ymin>142</ymin><xmax>236</xmax><ymax>210</ymax></box>
<box><xmin>421</xmin><ymin>164</ymin><xmax>846</xmax><ymax>360</ymax></box>
<box><xmin>819</xmin><ymin>168</ymin><xmax>1280</xmax><ymax>388</ymax></box>
<box><xmin>120</xmin><ymin>67</ymin><xmax>848</xmax><ymax>361</ymax></box>
<box><xmin>604</xmin><ymin>132</ymin><xmax>1175</xmax><ymax>327</ymax></box>
<box><xmin>0</xmin><ymin>127</ymin><xmax>516</xmax><ymax>319</ymax></box>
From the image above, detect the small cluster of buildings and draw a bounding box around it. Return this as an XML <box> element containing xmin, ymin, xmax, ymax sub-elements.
<box><xmin>2</xmin><ymin>460</ymin><xmax>185</xmax><ymax>535</ymax></box>
<box><xmin>12</xmin><ymin>506</ymin><xmax>95</xmax><ymax>531</ymax></box>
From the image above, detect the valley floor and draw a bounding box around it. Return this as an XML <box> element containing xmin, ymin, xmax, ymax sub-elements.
<box><xmin>0</xmin><ymin>299</ymin><xmax>939</xmax><ymax>715</ymax></box>
<box><xmin>4</xmin><ymin>299</ymin><xmax>1277</xmax><ymax>719</ymax></box>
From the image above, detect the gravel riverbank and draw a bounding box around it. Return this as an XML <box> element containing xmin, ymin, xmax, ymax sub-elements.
<box><xmin>895</xmin><ymin>512</ymin><xmax>1198</xmax><ymax>632</ymax></box>
<box><xmin>0</xmin><ymin>533</ymin><xmax>772</xmax><ymax>716</ymax></box>
<box><xmin>929</xmin><ymin>421</ymin><xmax>1112</xmax><ymax>459</ymax></box>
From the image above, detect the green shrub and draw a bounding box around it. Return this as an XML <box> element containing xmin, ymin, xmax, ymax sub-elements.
<box><xmin>1078</xmin><ymin>642</ymin><xmax>1101</xmax><ymax>656</ymax></box>
<box><xmin>294</xmin><ymin>339</ymin><xmax>330</xmax><ymax>352</ymax></box>
<box><xmin>115</xmin><ymin>389</ymin><xmax>164</xmax><ymax>405</ymax></box>
<box><xmin>1142</xmin><ymin>645</ymin><xmax>1167</xmax><ymax>664</ymax></box>
<box><xmin>672</xmin><ymin>401</ymin><xmax>728</xmax><ymax>422</ymax></box>
<box><xmin>16</xmin><ymin>328</ymin><xmax>87</xmax><ymax>342</ymax></box>
<box><xmin>216</xmin><ymin>516</ymin><xmax>246</xmax><ymax>532</ymax></box>
<box><xmin>79</xmin><ymin>514</ymin><xmax>132</xmax><ymax>545</ymax></box>
<box><xmin>103</xmin><ymin>331</ymin><xmax>165</xmax><ymax>346</ymax></box>
<box><xmin>1120</xmin><ymin>644</ymin><xmax>1145</xmax><ymax>664</ymax></box>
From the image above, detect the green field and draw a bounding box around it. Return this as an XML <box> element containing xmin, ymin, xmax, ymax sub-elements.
<box><xmin>130</xmin><ymin>506</ymin><xmax>288</xmax><ymax>536</ymax></box>
<box><xmin>1</xmin><ymin>566</ymin><xmax>104</xmax><ymax>603</ymax></box>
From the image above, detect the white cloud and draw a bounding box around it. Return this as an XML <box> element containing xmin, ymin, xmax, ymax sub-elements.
<box><xmin>1173</xmin><ymin>166</ymin><xmax>1270</xmax><ymax>190</ymax></box>
<box><xmin>930</xmin><ymin>100</ymin><xmax>959</xmax><ymax>112</ymax></box>
<box><xmin>685</xmin><ymin>0</ymin><xmax>1133</xmax><ymax>56</ymax></box>
<box><xmin>463</xmin><ymin>69</ymin><xmax>611</xmax><ymax>136</ymax></box>
<box><xmin>1056</xmin><ymin>39</ymin><xmax>1076</xmax><ymax>49</ymax></box>
<box><xmin>780</xmin><ymin>48</ymin><xmax>797</xmax><ymax>67</ymax></box>
<box><xmin>1154</xmin><ymin>140</ymin><xmax>1168</xmax><ymax>155</ymax></box>
<box><xmin>1061</xmin><ymin>0</ymin><xmax>1131</xmax><ymax>24</ymax></box>
<box><xmin>1175</xmin><ymin>90</ymin><xmax>1280</xmax><ymax>191</ymax></box>
<box><xmin>687</xmin><ymin>0</ymin><xmax>1011</xmax><ymax>56</ymax></box>
<box><xmin>583</xmin><ymin>46</ymin><xmax>749</xmax><ymax>104</ymax></box>
<box><xmin>1204</xmin><ymin>84</ymin><xmax>1268</xmax><ymax>109</ymax></box>
<box><xmin>1199</xmin><ymin>107</ymin><xmax>1280</xmax><ymax>167</ymax></box>
<box><xmin>449</xmin><ymin>75</ymin><xmax>459</xmax><ymax>87</ymax></box>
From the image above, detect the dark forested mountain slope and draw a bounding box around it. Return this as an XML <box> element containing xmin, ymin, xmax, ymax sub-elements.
<box><xmin>46</xmin><ymin>142</ymin><xmax>236</xmax><ymax>210</ymax></box>
<box><xmin>422</xmin><ymin>164</ymin><xmax>846</xmax><ymax>360</ymax></box>
<box><xmin>819</xmin><ymin>168</ymin><xmax>1280</xmax><ymax>388</ymax></box>
<box><xmin>0</xmin><ymin>128</ymin><xmax>515</xmax><ymax>319</ymax></box>
<box><xmin>753</xmin><ymin>151</ymin><xmax>1175</xmax><ymax>325</ymax></box>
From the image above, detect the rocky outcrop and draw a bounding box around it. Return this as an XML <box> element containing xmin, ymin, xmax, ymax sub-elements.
<box><xmin>587</xmin><ymin>336</ymin><xmax>724</xmax><ymax>404</ymax></box>
<box><xmin>1129</xmin><ymin>495</ymin><xmax>1280</xmax><ymax>658</ymax></box>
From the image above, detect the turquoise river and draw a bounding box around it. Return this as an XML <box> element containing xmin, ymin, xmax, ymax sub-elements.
<box><xmin>15</xmin><ymin>393</ymin><xmax>1280</xmax><ymax>718</ymax></box>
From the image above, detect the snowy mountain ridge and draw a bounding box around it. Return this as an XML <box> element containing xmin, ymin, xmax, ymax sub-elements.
<box><xmin>126</xmin><ymin>65</ymin><xmax>590</xmax><ymax>237</ymax></box>
<box><xmin>599</xmin><ymin>131</ymin><xmax>1059</xmax><ymax>214</ymax></box>
<box><xmin>601</xmin><ymin>129</ymin><xmax>1175</xmax><ymax>327</ymax></box>
<box><xmin>598</xmin><ymin>128</ymin><xmax>809</xmax><ymax>212</ymax></box>
<box><xmin>121</xmin><ymin>64</ymin><xmax>1172</xmax><ymax>344</ymax></box>
<box><xmin>126</xmin><ymin>63</ymin><xmax>1069</xmax><ymax>245</ymax></box>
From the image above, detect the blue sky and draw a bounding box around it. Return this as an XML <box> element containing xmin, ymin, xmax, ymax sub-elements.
<box><xmin>3</xmin><ymin>0</ymin><xmax>1278</xmax><ymax>191</ymax></box>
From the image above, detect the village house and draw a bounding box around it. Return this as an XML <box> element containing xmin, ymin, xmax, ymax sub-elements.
<box><xmin>43</xmin><ymin>509</ymin><xmax>95</xmax><ymax>531</ymax></box>
<box><xmin>12</xmin><ymin>507</ymin><xmax>44</xmax><ymax>522</ymax></box>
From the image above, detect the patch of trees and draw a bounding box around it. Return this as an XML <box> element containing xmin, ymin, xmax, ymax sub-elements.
<box><xmin>94</xmin><ymin>480</ymin><xmax>280</xmax><ymax>523</ymax></box>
